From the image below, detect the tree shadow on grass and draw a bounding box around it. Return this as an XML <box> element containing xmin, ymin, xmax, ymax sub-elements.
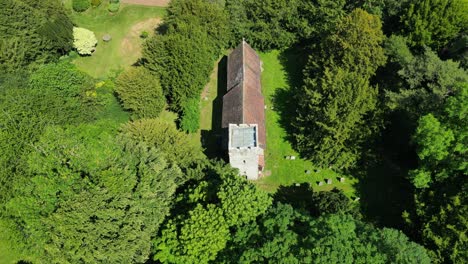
<box><xmin>271</xmin><ymin>47</ymin><xmax>308</xmax><ymax>146</ymax></box>
<box><xmin>352</xmin><ymin>111</ymin><xmax>418</xmax><ymax>230</ymax></box>
<box><xmin>201</xmin><ymin>56</ymin><xmax>227</xmax><ymax>161</ymax></box>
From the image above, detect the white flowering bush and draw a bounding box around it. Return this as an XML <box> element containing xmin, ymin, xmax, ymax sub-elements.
<box><xmin>73</xmin><ymin>27</ymin><xmax>97</xmax><ymax>55</ymax></box>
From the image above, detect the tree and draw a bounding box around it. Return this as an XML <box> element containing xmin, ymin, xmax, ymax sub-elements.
<box><xmin>73</xmin><ymin>27</ymin><xmax>97</xmax><ymax>55</ymax></box>
<box><xmin>385</xmin><ymin>36</ymin><xmax>468</xmax><ymax>119</ymax></box>
<box><xmin>0</xmin><ymin>0</ymin><xmax>74</xmax><ymax>73</ymax></box>
<box><xmin>154</xmin><ymin>204</ymin><xmax>229</xmax><ymax>264</ymax></box>
<box><xmin>294</xmin><ymin>9</ymin><xmax>386</xmax><ymax>170</ymax></box>
<box><xmin>295</xmin><ymin>68</ymin><xmax>378</xmax><ymax>169</ymax></box>
<box><xmin>218</xmin><ymin>204</ymin><xmax>430</xmax><ymax>263</ymax></box>
<box><xmin>153</xmin><ymin>162</ymin><xmax>272</xmax><ymax>263</ymax></box>
<box><xmin>406</xmin><ymin>83</ymin><xmax>467</xmax><ymax>263</ymax></box>
<box><xmin>143</xmin><ymin>26</ymin><xmax>213</xmax><ymax>108</ymax></box>
<box><xmin>0</xmin><ymin>62</ymin><xmax>97</xmax><ymax>202</ymax></box>
<box><xmin>225</xmin><ymin>0</ymin><xmax>346</xmax><ymax>51</ymax></box>
<box><xmin>400</xmin><ymin>0</ymin><xmax>468</xmax><ymax>50</ymax></box>
<box><xmin>115</xmin><ymin>67</ymin><xmax>165</xmax><ymax>119</ymax></box>
<box><xmin>119</xmin><ymin>118</ymin><xmax>205</xmax><ymax>171</ymax></box>
<box><xmin>2</xmin><ymin>123</ymin><xmax>182</xmax><ymax>263</ymax></box>
<box><xmin>164</xmin><ymin>0</ymin><xmax>229</xmax><ymax>53</ymax></box>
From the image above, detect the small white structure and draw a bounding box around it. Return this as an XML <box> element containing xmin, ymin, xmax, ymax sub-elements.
<box><xmin>228</xmin><ymin>124</ymin><xmax>264</xmax><ymax>180</ymax></box>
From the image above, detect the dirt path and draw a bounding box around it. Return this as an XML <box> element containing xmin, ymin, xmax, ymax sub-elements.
<box><xmin>121</xmin><ymin>0</ymin><xmax>170</xmax><ymax>6</ymax></box>
<box><xmin>120</xmin><ymin>18</ymin><xmax>162</xmax><ymax>62</ymax></box>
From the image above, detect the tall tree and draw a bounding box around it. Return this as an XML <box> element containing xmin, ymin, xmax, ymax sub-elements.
<box><xmin>294</xmin><ymin>9</ymin><xmax>386</xmax><ymax>169</ymax></box>
<box><xmin>385</xmin><ymin>35</ymin><xmax>468</xmax><ymax>119</ymax></box>
<box><xmin>400</xmin><ymin>0</ymin><xmax>468</xmax><ymax>51</ymax></box>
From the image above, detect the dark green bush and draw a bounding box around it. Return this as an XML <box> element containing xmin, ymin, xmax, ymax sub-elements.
<box><xmin>72</xmin><ymin>0</ymin><xmax>90</xmax><ymax>12</ymax></box>
<box><xmin>180</xmin><ymin>98</ymin><xmax>200</xmax><ymax>133</ymax></box>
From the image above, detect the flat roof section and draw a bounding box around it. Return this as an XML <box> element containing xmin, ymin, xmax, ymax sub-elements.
<box><xmin>230</xmin><ymin>126</ymin><xmax>257</xmax><ymax>148</ymax></box>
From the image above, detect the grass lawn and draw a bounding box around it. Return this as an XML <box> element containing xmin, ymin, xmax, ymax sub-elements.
<box><xmin>255</xmin><ymin>50</ymin><xmax>357</xmax><ymax>195</ymax></box>
<box><xmin>65</xmin><ymin>1</ymin><xmax>166</xmax><ymax>79</ymax></box>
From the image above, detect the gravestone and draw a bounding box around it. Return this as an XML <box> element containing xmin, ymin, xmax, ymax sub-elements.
<box><xmin>318</xmin><ymin>181</ymin><xmax>324</xmax><ymax>186</ymax></box>
<box><xmin>327</xmin><ymin>179</ymin><xmax>332</xmax><ymax>184</ymax></box>
<box><xmin>340</xmin><ymin>177</ymin><xmax>345</xmax><ymax>183</ymax></box>
<box><xmin>290</xmin><ymin>156</ymin><xmax>296</xmax><ymax>160</ymax></box>
<box><xmin>305</xmin><ymin>170</ymin><xmax>311</xmax><ymax>174</ymax></box>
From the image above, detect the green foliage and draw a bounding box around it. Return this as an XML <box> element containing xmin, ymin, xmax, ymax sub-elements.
<box><xmin>115</xmin><ymin>67</ymin><xmax>165</xmax><ymax>119</ymax></box>
<box><xmin>73</xmin><ymin>27</ymin><xmax>98</xmax><ymax>55</ymax></box>
<box><xmin>294</xmin><ymin>9</ymin><xmax>386</xmax><ymax>170</ymax></box>
<box><xmin>165</xmin><ymin>0</ymin><xmax>229</xmax><ymax>53</ymax></box>
<box><xmin>400</xmin><ymin>0</ymin><xmax>468</xmax><ymax>50</ymax></box>
<box><xmin>410</xmin><ymin>83</ymin><xmax>467</xmax><ymax>187</ymax></box>
<box><xmin>143</xmin><ymin>28</ymin><xmax>213</xmax><ymax>107</ymax></box>
<box><xmin>140</xmin><ymin>31</ymin><xmax>149</xmax><ymax>39</ymax></box>
<box><xmin>180</xmin><ymin>98</ymin><xmax>201</xmax><ymax>133</ymax></box>
<box><xmin>226</xmin><ymin>0</ymin><xmax>346</xmax><ymax>51</ymax></box>
<box><xmin>72</xmin><ymin>0</ymin><xmax>90</xmax><ymax>12</ymax></box>
<box><xmin>311</xmin><ymin>188</ymin><xmax>354</xmax><ymax>216</ymax></box>
<box><xmin>153</xmin><ymin>163</ymin><xmax>272</xmax><ymax>263</ymax></box>
<box><xmin>119</xmin><ymin>118</ymin><xmax>205</xmax><ymax>171</ymax></box>
<box><xmin>143</xmin><ymin>0</ymin><xmax>227</xmax><ymax>112</ymax></box>
<box><xmin>217</xmin><ymin>172</ymin><xmax>272</xmax><ymax>226</ymax></box>
<box><xmin>0</xmin><ymin>62</ymin><xmax>97</xmax><ymax>202</ymax></box>
<box><xmin>218</xmin><ymin>204</ymin><xmax>430</xmax><ymax>263</ymax></box>
<box><xmin>154</xmin><ymin>204</ymin><xmax>229</xmax><ymax>264</ymax></box>
<box><xmin>2</xmin><ymin>123</ymin><xmax>182</xmax><ymax>263</ymax></box>
<box><xmin>406</xmin><ymin>83</ymin><xmax>467</xmax><ymax>262</ymax></box>
<box><xmin>90</xmin><ymin>0</ymin><xmax>101</xmax><ymax>7</ymax></box>
<box><xmin>108</xmin><ymin>2</ymin><xmax>120</xmax><ymax>13</ymax></box>
<box><xmin>385</xmin><ymin>36</ymin><xmax>468</xmax><ymax>119</ymax></box>
<box><xmin>0</xmin><ymin>0</ymin><xmax>74</xmax><ymax>73</ymax></box>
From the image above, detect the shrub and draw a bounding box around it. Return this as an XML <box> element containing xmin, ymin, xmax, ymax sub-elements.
<box><xmin>140</xmin><ymin>31</ymin><xmax>149</xmax><ymax>39</ymax></box>
<box><xmin>72</xmin><ymin>0</ymin><xmax>90</xmax><ymax>12</ymax></box>
<box><xmin>108</xmin><ymin>2</ymin><xmax>120</xmax><ymax>13</ymax></box>
<box><xmin>91</xmin><ymin>0</ymin><xmax>102</xmax><ymax>7</ymax></box>
<box><xmin>180</xmin><ymin>98</ymin><xmax>200</xmax><ymax>133</ymax></box>
<box><xmin>73</xmin><ymin>27</ymin><xmax>97</xmax><ymax>55</ymax></box>
<box><xmin>115</xmin><ymin>67</ymin><xmax>166</xmax><ymax>119</ymax></box>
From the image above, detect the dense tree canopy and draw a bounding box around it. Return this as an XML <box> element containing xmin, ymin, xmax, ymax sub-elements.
<box><xmin>0</xmin><ymin>0</ymin><xmax>73</xmax><ymax>73</ymax></box>
<box><xmin>400</xmin><ymin>0</ymin><xmax>468</xmax><ymax>50</ymax></box>
<box><xmin>294</xmin><ymin>9</ymin><xmax>386</xmax><ymax>170</ymax></box>
<box><xmin>2</xmin><ymin>123</ymin><xmax>182</xmax><ymax>263</ymax></box>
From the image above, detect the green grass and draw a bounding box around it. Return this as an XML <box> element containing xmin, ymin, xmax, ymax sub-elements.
<box><xmin>67</xmin><ymin>2</ymin><xmax>166</xmax><ymax>79</ymax></box>
<box><xmin>255</xmin><ymin>50</ymin><xmax>357</xmax><ymax>195</ymax></box>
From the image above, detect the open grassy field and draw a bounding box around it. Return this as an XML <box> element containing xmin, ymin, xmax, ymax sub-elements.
<box><xmin>65</xmin><ymin>1</ymin><xmax>165</xmax><ymax>79</ymax></box>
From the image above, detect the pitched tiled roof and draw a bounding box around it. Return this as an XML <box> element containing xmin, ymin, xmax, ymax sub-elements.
<box><xmin>222</xmin><ymin>41</ymin><xmax>266</xmax><ymax>149</ymax></box>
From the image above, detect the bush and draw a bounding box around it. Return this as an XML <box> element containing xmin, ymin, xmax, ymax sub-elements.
<box><xmin>72</xmin><ymin>0</ymin><xmax>90</xmax><ymax>12</ymax></box>
<box><xmin>91</xmin><ymin>0</ymin><xmax>102</xmax><ymax>7</ymax></box>
<box><xmin>108</xmin><ymin>2</ymin><xmax>120</xmax><ymax>13</ymax></box>
<box><xmin>180</xmin><ymin>98</ymin><xmax>200</xmax><ymax>133</ymax></box>
<box><xmin>140</xmin><ymin>31</ymin><xmax>149</xmax><ymax>39</ymax></box>
<box><xmin>115</xmin><ymin>67</ymin><xmax>166</xmax><ymax>119</ymax></box>
<box><xmin>73</xmin><ymin>27</ymin><xmax>97</xmax><ymax>55</ymax></box>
